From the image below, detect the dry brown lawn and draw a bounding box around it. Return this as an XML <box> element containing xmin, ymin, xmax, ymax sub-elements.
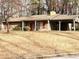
<box><xmin>0</xmin><ymin>31</ymin><xmax>79</xmax><ymax>59</ymax></box>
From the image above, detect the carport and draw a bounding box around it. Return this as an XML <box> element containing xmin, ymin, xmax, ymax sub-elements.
<box><xmin>50</xmin><ymin>15</ymin><xmax>77</xmax><ymax>31</ymax></box>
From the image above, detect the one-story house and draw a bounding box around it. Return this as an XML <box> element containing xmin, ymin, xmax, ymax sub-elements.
<box><xmin>0</xmin><ymin>14</ymin><xmax>79</xmax><ymax>31</ymax></box>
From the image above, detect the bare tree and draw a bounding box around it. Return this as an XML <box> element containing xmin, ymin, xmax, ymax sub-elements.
<box><xmin>0</xmin><ymin>0</ymin><xmax>21</xmax><ymax>33</ymax></box>
<box><xmin>19</xmin><ymin>0</ymin><xmax>32</xmax><ymax>16</ymax></box>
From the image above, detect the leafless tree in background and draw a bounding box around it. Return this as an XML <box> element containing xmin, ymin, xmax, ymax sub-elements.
<box><xmin>19</xmin><ymin>0</ymin><xmax>32</xmax><ymax>16</ymax></box>
<box><xmin>0</xmin><ymin>0</ymin><xmax>21</xmax><ymax>33</ymax></box>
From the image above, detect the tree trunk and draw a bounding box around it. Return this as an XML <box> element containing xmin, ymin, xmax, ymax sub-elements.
<box><xmin>5</xmin><ymin>20</ymin><xmax>10</xmax><ymax>33</ymax></box>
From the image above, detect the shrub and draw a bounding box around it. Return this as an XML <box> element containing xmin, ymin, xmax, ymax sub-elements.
<box><xmin>13</xmin><ymin>26</ymin><xmax>21</xmax><ymax>31</ymax></box>
<box><xmin>24</xmin><ymin>26</ymin><xmax>31</xmax><ymax>31</ymax></box>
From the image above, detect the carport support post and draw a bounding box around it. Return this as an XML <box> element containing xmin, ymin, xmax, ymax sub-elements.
<box><xmin>59</xmin><ymin>21</ymin><xmax>61</xmax><ymax>31</ymax></box>
<box><xmin>22</xmin><ymin>21</ymin><xmax>24</xmax><ymax>31</ymax></box>
<box><xmin>47</xmin><ymin>20</ymin><xmax>51</xmax><ymax>31</ymax></box>
<box><xmin>1</xmin><ymin>22</ymin><xmax>5</xmax><ymax>31</ymax></box>
<box><xmin>73</xmin><ymin>20</ymin><xmax>76</xmax><ymax>31</ymax></box>
<box><xmin>34</xmin><ymin>20</ymin><xmax>37</xmax><ymax>31</ymax></box>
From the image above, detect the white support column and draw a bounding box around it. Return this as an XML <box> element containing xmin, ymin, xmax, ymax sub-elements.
<box><xmin>59</xmin><ymin>21</ymin><xmax>61</xmax><ymax>31</ymax></box>
<box><xmin>47</xmin><ymin>20</ymin><xmax>51</xmax><ymax>31</ymax></box>
<box><xmin>22</xmin><ymin>21</ymin><xmax>24</xmax><ymax>31</ymax></box>
<box><xmin>73</xmin><ymin>20</ymin><xmax>76</xmax><ymax>31</ymax></box>
<box><xmin>34</xmin><ymin>20</ymin><xmax>37</xmax><ymax>31</ymax></box>
<box><xmin>1</xmin><ymin>22</ymin><xmax>5</xmax><ymax>31</ymax></box>
<box><xmin>68</xmin><ymin>23</ymin><xmax>72</xmax><ymax>31</ymax></box>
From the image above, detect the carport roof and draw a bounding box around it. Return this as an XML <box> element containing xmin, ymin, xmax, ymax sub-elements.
<box><xmin>52</xmin><ymin>15</ymin><xmax>77</xmax><ymax>20</ymax></box>
<box><xmin>7</xmin><ymin>14</ymin><xmax>77</xmax><ymax>22</ymax></box>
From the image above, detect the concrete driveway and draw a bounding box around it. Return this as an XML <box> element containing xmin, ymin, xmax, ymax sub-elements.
<box><xmin>44</xmin><ymin>55</ymin><xmax>79</xmax><ymax>59</ymax></box>
<box><xmin>52</xmin><ymin>56</ymin><xmax>79</xmax><ymax>59</ymax></box>
<box><xmin>37</xmin><ymin>54</ymin><xmax>79</xmax><ymax>59</ymax></box>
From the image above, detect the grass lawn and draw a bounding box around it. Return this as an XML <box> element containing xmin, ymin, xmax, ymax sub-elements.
<box><xmin>0</xmin><ymin>31</ymin><xmax>79</xmax><ymax>59</ymax></box>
